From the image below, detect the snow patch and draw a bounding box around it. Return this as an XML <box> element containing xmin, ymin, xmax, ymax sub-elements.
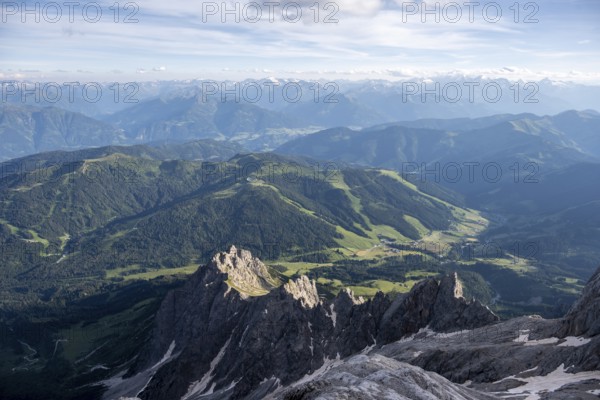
<box><xmin>290</xmin><ymin>356</ymin><xmax>344</xmax><ymax>388</ymax></box>
<box><xmin>514</xmin><ymin>330</ymin><xmax>592</xmax><ymax>347</ymax></box>
<box><xmin>238</xmin><ymin>325</ymin><xmax>249</xmax><ymax>347</ymax></box>
<box><xmin>558</xmin><ymin>336</ymin><xmax>592</xmax><ymax>347</ymax></box>
<box><xmin>153</xmin><ymin>340</ymin><xmax>176</xmax><ymax>369</ymax></box>
<box><xmin>136</xmin><ymin>341</ymin><xmax>177</xmax><ymax>396</ymax></box>
<box><xmin>181</xmin><ymin>337</ymin><xmax>231</xmax><ymax>400</ymax></box>
<box><xmin>329</xmin><ymin>304</ymin><xmax>337</xmax><ymax>328</ymax></box>
<box><xmin>496</xmin><ymin>363</ymin><xmax>600</xmax><ymax>400</ymax></box>
<box><xmin>76</xmin><ymin>342</ymin><xmax>108</xmax><ymax>364</ymax></box>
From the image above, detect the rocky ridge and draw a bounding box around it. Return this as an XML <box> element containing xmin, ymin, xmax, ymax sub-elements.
<box><xmin>103</xmin><ymin>246</ymin><xmax>499</xmax><ymax>400</ymax></box>
<box><xmin>101</xmin><ymin>247</ymin><xmax>600</xmax><ymax>400</ymax></box>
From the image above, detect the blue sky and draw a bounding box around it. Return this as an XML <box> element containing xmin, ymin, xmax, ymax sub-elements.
<box><xmin>1</xmin><ymin>0</ymin><xmax>599</xmax><ymax>82</ymax></box>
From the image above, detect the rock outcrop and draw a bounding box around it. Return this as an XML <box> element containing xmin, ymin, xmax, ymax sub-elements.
<box><xmin>104</xmin><ymin>247</ymin><xmax>499</xmax><ymax>400</ymax></box>
<box><xmin>431</xmin><ymin>273</ymin><xmax>500</xmax><ymax>332</ymax></box>
<box><xmin>282</xmin><ymin>275</ymin><xmax>320</xmax><ymax>309</ymax></box>
<box><xmin>372</xmin><ymin>266</ymin><xmax>600</xmax><ymax>398</ymax></box>
<box><xmin>272</xmin><ymin>354</ymin><xmax>499</xmax><ymax>400</ymax></box>
<box><xmin>213</xmin><ymin>245</ymin><xmax>279</xmax><ymax>296</ymax></box>
<box><xmin>377</xmin><ymin>272</ymin><xmax>499</xmax><ymax>343</ymax></box>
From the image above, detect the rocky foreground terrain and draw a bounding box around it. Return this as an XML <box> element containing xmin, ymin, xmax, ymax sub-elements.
<box><xmin>102</xmin><ymin>246</ymin><xmax>600</xmax><ymax>400</ymax></box>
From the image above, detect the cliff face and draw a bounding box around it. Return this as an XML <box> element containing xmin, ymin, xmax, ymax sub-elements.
<box><xmin>115</xmin><ymin>247</ymin><xmax>498</xmax><ymax>400</ymax></box>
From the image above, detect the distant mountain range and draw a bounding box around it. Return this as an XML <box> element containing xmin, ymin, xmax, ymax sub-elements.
<box><xmin>2</xmin><ymin>77</ymin><xmax>600</xmax><ymax>160</ymax></box>
<box><xmin>4</xmin><ymin>78</ymin><xmax>600</xmax><ymax>119</ymax></box>
<box><xmin>278</xmin><ymin>110</ymin><xmax>600</xmax><ymax>169</ymax></box>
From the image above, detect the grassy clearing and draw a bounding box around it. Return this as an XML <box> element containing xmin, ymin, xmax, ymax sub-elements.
<box><xmin>404</xmin><ymin>215</ymin><xmax>430</xmax><ymax>237</ymax></box>
<box><xmin>26</xmin><ymin>230</ymin><xmax>50</xmax><ymax>248</ymax></box>
<box><xmin>105</xmin><ymin>264</ymin><xmax>200</xmax><ymax>281</ymax></box>
<box><xmin>0</xmin><ymin>219</ymin><xmax>19</xmax><ymax>234</ymax></box>
<box><xmin>346</xmin><ymin>279</ymin><xmax>420</xmax><ymax>297</ymax></box>
<box><xmin>471</xmin><ymin>256</ymin><xmax>536</xmax><ymax>274</ymax></box>
<box><xmin>378</xmin><ymin>169</ymin><xmax>488</xmax><ymax>239</ymax></box>
<box><xmin>272</xmin><ymin>261</ymin><xmax>333</xmax><ymax>277</ymax></box>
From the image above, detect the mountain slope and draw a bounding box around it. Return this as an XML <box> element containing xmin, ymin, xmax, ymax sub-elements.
<box><xmin>0</xmin><ymin>105</ymin><xmax>124</xmax><ymax>160</ymax></box>
<box><xmin>276</xmin><ymin>116</ymin><xmax>597</xmax><ymax>174</ymax></box>
<box><xmin>0</xmin><ymin>149</ymin><xmax>479</xmax><ymax>306</ymax></box>
<box><xmin>105</xmin><ymin>95</ymin><xmax>304</xmax><ymax>143</ymax></box>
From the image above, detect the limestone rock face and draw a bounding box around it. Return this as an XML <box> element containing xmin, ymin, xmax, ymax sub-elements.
<box><xmin>282</xmin><ymin>275</ymin><xmax>320</xmax><ymax>309</ymax></box>
<box><xmin>377</xmin><ymin>272</ymin><xmax>499</xmax><ymax>343</ymax></box>
<box><xmin>213</xmin><ymin>245</ymin><xmax>278</xmax><ymax>296</ymax></box>
<box><xmin>271</xmin><ymin>354</ymin><xmax>499</xmax><ymax>400</ymax></box>
<box><xmin>430</xmin><ymin>272</ymin><xmax>500</xmax><ymax>332</ymax></box>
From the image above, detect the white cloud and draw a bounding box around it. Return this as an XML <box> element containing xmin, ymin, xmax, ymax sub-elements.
<box><xmin>1</xmin><ymin>0</ymin><xmax>598</xmax><ymax>82</ymax></box>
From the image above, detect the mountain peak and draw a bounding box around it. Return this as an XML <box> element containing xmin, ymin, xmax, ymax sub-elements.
<box><xmin>208</xmin><ymin>245</ymin><xmax>278</xmax><ymax>297</ymax></box>
<box><xmin>438</xmin><ymin>272</ymin><xmax>464</xmax><ymax>300</ymax></box>
<box><xmin>123</xmin><ymin>249</ymin><xmax>503</xmax><ymax>400</ymax></box>
<box><xmin>283</xmin><ymin>275</ymin><xmax>320</xmax><ymax>308</ymax></box>
<box><xmin>430</xmin><ymin>273</ymin><xmax>499</xmax><ymax>332</ymax></box>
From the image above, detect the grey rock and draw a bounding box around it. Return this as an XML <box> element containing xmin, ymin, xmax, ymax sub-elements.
<box><xmin>111</xmin><ymin>247</ymin><xmax>499</xmax><ymax>400</ymax></box>
<box><xmin>270</xmin><ymin>354</ymin><xmax>499</xmax><ymax>400</ymax></box>
<box><xmin>105</xmin><ymin>251</ymin><xmax>600</xmax><ymax>400</ymax></box>
<box><xmin>430</xmin><ymin>272</ymin><xmax>500</xmax><ymax>332</ymax></box>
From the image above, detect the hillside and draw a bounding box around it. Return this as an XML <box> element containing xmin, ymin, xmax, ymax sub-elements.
<box><xmin>276</xmin><ymin>113</ymin><xmax>598</xmax><ymax>174</ymax></box>
<box><xmin>0</xmin><ymin>149</ymin><xmax>481</xmax><ymax>308</ymax></box>
<box><xmin>0</xmin><ymin>105</ymin><xmax>124</xmax><ymax>161</ymax></box>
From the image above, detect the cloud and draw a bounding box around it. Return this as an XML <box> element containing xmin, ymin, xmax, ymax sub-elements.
<box><xmin>1</xmin><ymin>0</ymin><xmax>598</xmax><ymax>82</ymax></box>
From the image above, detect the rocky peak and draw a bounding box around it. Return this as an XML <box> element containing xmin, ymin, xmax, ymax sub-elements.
<box><xmin>115</xmin><ymin>250</ymin><xmax>500</xmax><ymax>400</ymax></box>
<box><xmin>335</xmin><ymin>287</ymin><xmax>365</xmax><ymax>307</ymax></box>
<box><xmin>209</xmin><ymin>245</ymin><xmax>277</xmax><ymax>297</ymax></box>
<box><xmin>439</xmin><ymin>272</ymin><xmax>464</xmax><ymax>299</ymax></box>
<box><xmin>558</xmin><ymin>266</ymin><xmax>600</xmax><ymax>337</ymax></box>
<box><xmin>431</xmin><ymin>272</ymin><xmax>499</xmax><ymax>332</ymax></box>
<box><xmin>283</xmin><ymin>275</ymin><xmax>320</xmax><ymax>308</ymax></box>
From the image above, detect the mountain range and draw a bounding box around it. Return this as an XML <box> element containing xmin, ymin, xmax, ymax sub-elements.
<box><xmin>0</xmin><ymin>148</ymin><xmax>480</xmax><ymax>309</ymax></box>
<box><xmin>3</xmin><ymin>78</ymin><xmax>600</xmax><ymax>160</ymax></box>
<box><xmin>1</xmin><ymin>85</ymin><xmax>600</xmax><ymax>399</ymax></box>
<box><xmin>101</xmin><ymin>247</ymin><xmax>600</xmax><ymax>400</ymax></box>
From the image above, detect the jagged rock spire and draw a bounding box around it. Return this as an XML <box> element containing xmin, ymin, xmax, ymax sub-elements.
<box><xmin>283</xmin><ymin>275</ymin><xmax>320</xmax><ymax>309</ymax></box>
<box><xmin>208</xmin><ymin>245</ymin><xmax>278</xmax><ymax>297</ymax></box>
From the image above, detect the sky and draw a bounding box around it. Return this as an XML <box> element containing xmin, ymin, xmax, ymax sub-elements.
<box><xmin>1</xmin><ymin>0</ymin><xmax>599</xmax><ymax>82</ymax></box>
